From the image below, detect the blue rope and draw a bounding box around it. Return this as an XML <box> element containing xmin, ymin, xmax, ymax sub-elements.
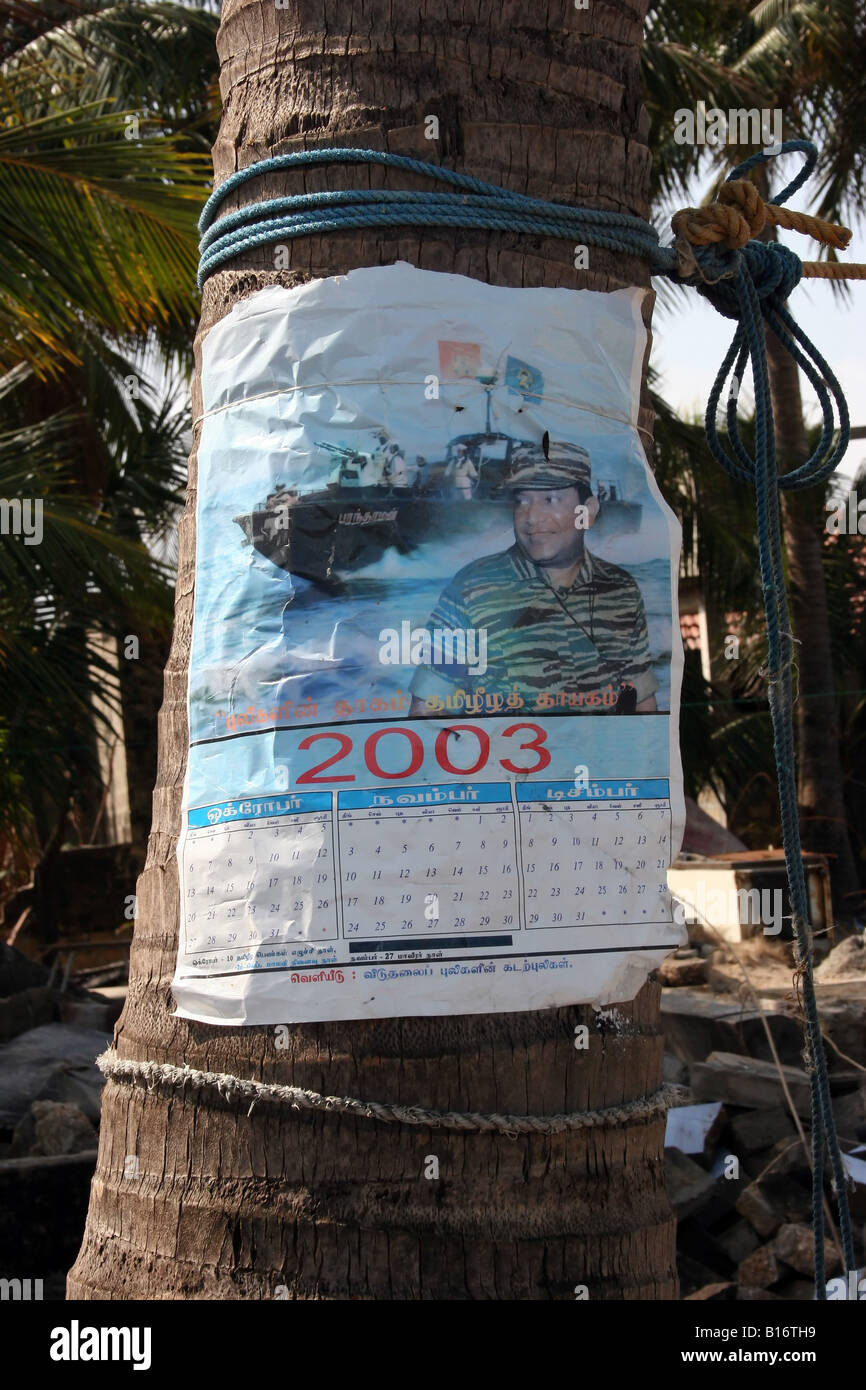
<box><xmin>196</xmin><ymin>147</ymin><xmax>668</xmax><ymax>287</ymax></box>
<box><xmin>197</xmin><ymin>141</ymin><xmax>855</xmax><ymax>1292</ymax></box>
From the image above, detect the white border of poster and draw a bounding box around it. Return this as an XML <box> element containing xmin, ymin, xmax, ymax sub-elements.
<box><xmin>171</xmin><ymin>264</ymin><xmax>686</xmax><ymax>1023</ymax></box>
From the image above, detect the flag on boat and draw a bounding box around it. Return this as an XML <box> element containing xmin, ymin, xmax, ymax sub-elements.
<box><xmin>505</xmin><ymin>354</ymin><xmax>544</xmax><ymax>400</ymax></box>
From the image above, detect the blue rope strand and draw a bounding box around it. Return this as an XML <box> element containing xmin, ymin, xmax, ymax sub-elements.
<box><xmin>727</xmin><ymin>139</ymin><xmax>818</xmax><ymax>205</ymax></box>
<box><xmin>196</xmin><ymin>140</ymin><xmax>856</xmax><ymax>1292</ymax></box>
<box><xmin>196</xmin><ymin>147</ymin><xmax>669</xmax><ymax>288</ymax></box>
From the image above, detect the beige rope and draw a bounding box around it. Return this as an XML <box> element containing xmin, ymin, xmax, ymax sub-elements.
<box><xmin>98</xmin><ymin>1050</ymin><xmax>687</xmax><ymax>1136</ymax></box>
<box><xmin>802</xmin><ymin>261</ymin><xmax>866</xmax><ymax>281</ymax></box>
<box><xmin>672</xmin><ymin>177</ymin><xmax>866</xmax><ymax>280</ymax></box>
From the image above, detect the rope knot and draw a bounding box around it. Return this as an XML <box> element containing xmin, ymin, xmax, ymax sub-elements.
<box><xmin>742</xmin><ymin>240</ymin><xmax>803</xmax><ymax>302</ymax></box>
<box><xmin>718</xmin><ymin>179</ymin><xmax>767</xmax><ymax>239</ymax></box>
<box><xmin>672</xmin><ymin>178</ymin><xmax>767</xmax><ymax>252</ymax></box>
<box><xmin>672</xmin><ymin>200</ymin><xmax>753</xmax><ymax>251</ymax></box>
<box><xmin>671</xmin><ymin>153</ymin><xmax>853</xmax><ymax>274</ymax></box>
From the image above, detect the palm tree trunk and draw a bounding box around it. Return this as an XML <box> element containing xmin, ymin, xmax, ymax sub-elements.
<box><xmin>68</xmin><ymin>0</ymin><xmax>676</xmax><ymax>1300</ymax></box>
<box><xmin>764</xmin><ymin>330</ymin><xmax>860</xmax><ymax>912</ymax></box>
<box><xmin>751</xmin><ymin>163</ymin><xmax>859</xmax><ymax>913</ymax></box>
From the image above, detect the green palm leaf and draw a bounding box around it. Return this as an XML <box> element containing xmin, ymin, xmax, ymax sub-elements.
<box><xmin>0</xmin><ymin>102</ymin><xmax>211</xmax><ymax>371</ymax></box>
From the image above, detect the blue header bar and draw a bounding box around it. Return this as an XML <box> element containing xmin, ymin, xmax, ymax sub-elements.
<box><xmin>187</xmin><ymin>791</ymin><xmax>331</xmax><ymax>827</ymax></box>
<box><xmin>516</xmin><ymin>779</ymin><xmax>670</xmax><ymax>803</ymax></box>
<box><xmin>338</xmin><ymin>783</ymin><xmax>510</xmax><ymax>810</ymax></box>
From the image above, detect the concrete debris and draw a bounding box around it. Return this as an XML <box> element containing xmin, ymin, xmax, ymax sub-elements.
<box><xmin>773</xmin><ymin>1222</ymin><xmax>842</xmax><ymax>1278</ymax></box>
<box><xmin>735</xmin><ymin>1183</ymin><xmax>782</xmax><ymax>1238</ymax></box>
<box><xmin>664</xmin><ymin>1148</ymin><xmax>717</xmax><ymax>1221</ymax></box>
<box><xmin>737</xmin><ymin>1244</ymin><xmax>780</xmax><ymax>1289</ymax></box>
<box><xmin>811</xmin><ymin>999</ymin><xmax>866</xmax><ymax>1067</ymax></box>
<box><xmin>664</xmin><ymin>982</ymin><xmax>866</xmax><ymax>1299</ymax></box>
<box><xmin>663</xmin><ymin>1052</ymin><xmax>690</xmax><ymax>1087</ymax></box>
<box><xmin>659</xmin><ymin>955</ymin><xmax>708</xmax><ymax>987</ymax></box>
<box><xmin>684</xmin><ymin>1282</ymin><xmax>737</xmax><ymax>1300</ymax></box>
<box><xmin>726</xmin><ymin>1106</ymin><xmax>796</xmax><ymax>1156</ymax></box>
<box><xmin>11</xmin><ymin>1100</ymin><xmax>97</xmax><ymax>1158</ymax></box>
<box><xmin>756</xmin><ymin>1175</ymin><xmax>812</xmax><ymax>1227</ymax></box>
<box><xmin>661</xmin><ymin>989</ymin><xmax>805</xmax><ymax>1068</ymax></box>
<box><xmin>815</xmin><ymin>933</ymin><xmax>866</xmax><ymax>982</ymax></box>
<box><xmin>775</xmin><ymin>1277</ymin><xmax>818</xmax><ymax>1301</ymax></box>
<box><xmin>691</xmin><ymin>1051</ymin><xmax>812</xmax><ymax>1117</ymax></box>
<box><xmin>714</xmin><ymin>1218</ymin><xmax>759</xmax><ymax>1265</ymax></box>
<box><xmin>762</xmin><ymin>1135</ymin><xmax>810</xmax><ymax>1179</ymax></box>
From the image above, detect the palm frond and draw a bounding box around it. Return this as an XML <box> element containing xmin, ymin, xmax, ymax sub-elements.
<box><xmin>0</xmin><ymin>102</ymin><xmax>211</xmax><ymax>372</ymax></box>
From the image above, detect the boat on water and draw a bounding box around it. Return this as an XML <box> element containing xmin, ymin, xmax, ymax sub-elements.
<box><xmin>592</xmin><ymin>477</ymin><xmax>642</xmax><ymax>541</ymax></box>
<box><xmin>233</xmin><ymin>434</ymin><xmax>642</xmax><ymax>586</ymax></box>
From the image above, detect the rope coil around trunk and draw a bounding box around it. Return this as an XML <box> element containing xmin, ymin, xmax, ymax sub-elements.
<box><xmin>97</xmin><ymin>1051</ymin><xmax>686</xmax><ymax>1136</ymax></box>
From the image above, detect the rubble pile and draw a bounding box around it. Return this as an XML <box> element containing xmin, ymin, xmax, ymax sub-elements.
<box><xmin>2</xmin><ymin>924</ymin><xmax>864</xmax><ymax>1301</ymax></box>
<box><xmin>661</xmin><ymin>940</ymin><xmax>866</xmax><ymax>1300</ymax></box>
<box><xmin>0</xmin><ymin>943</ymin><xmax>120</xmax><ymax>1297</ymax></box>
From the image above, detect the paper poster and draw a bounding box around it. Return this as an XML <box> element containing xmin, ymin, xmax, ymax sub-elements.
<box><xmin>171</xmin><ymin>263</ymin><xmax>685</xmax><ymax>1024</ymax></box>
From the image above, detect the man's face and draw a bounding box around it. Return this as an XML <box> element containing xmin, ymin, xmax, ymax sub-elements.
<box><xmin>512</xmin><ymin>485</ymin><xmax>596</xmax><ymax>568</ymax></box>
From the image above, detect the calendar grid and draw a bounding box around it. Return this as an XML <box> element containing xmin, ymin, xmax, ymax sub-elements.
<box><xmin>179</xmin><ymin>780</ymin><xmax>676</xmax><ymax>968</ymax></box>
<box><xmin>330</xmin><ymin>789</ymin><xmax>345</xmax><ymax>941</ymax></box>
<box><xmin>510</xmin><ymin>778</ymin><xmax>527</xmax><ymax>936</ymax></box>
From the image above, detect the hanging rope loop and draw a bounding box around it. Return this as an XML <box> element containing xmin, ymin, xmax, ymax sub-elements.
<box><xmin>666</xmin><ymin>142</ymin><xmax>849</xmax><ymax>498</ymax></box>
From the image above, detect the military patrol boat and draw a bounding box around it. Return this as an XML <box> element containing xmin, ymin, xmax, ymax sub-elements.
<box><xmin>233</xmin><ymin>434</ymin><xmax>641</xmax><ymax>586</ymax></box>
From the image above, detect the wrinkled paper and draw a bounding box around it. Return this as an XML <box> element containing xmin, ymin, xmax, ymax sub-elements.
<box><xmin>171</xmin><ymin>264</ymin><xmax>685</xmax><ymax>1023</ymax></box>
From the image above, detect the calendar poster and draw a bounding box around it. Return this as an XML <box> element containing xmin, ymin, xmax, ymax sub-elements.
<box><xmin>172</xmin><ymin>264</ymin><xmax>685</xmax><ymax>1024</ymax></box>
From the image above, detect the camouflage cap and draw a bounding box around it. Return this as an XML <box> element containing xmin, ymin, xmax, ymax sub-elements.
<box><xmin>499</xmin><ymin>439</ymin><xmax>592</xmax><ymax>493</ymax></box>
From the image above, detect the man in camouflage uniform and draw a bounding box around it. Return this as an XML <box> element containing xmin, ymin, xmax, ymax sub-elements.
<box><xmin>409</xmin><ymin>440</ymin><xmax>658</xmax><ymax>715</ymax></box>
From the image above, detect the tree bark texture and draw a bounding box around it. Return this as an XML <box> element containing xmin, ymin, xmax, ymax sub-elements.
<box><xmin>753</xmin><ymin>168</ymin><xmax>859</xmax><ymax>914</ymax></box>
<box><xmin>764</xmin><ymin>330</ymin><xmax>860</xmax><ymax>913</ymax></box>
<box><xmin>69</xmin><ymin>0</ymin><xmax>677</xmax><ymax>1300</ymax></box>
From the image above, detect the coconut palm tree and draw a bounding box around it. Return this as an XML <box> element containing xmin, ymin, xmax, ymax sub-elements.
<box><xmin>0</xmin><ymin>354</ymin><xmax>185</xmax><ymax>848</ymax></box>
<box><xmin>69</xmin><ymin>0</ymin><xmax>679</xmax><ymax>1300</ymax></box>
<box><xmin>0</xmin><ymin>1</ymin><xmax>219</xmax><ymax>902</ymax></box>
<box><xmin>0</xmin><ymin>2</ymin><xmax>216</xmax><ymax>375</ymax></box>
<box><xmin>729</xmin><ymin>1</ymin><xmax>863</xmax><ymax>912</ymax></box>
<box><xmin>643</xmin><ymin>0</ymin><xmax>863</xmax><ymax>912</ymax></box>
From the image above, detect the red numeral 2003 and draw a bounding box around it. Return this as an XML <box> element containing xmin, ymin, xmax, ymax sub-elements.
<box><xmin>295</xmin><ymin>724</ymin><xmax>551</xmax><ymax>783</ymax></box>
